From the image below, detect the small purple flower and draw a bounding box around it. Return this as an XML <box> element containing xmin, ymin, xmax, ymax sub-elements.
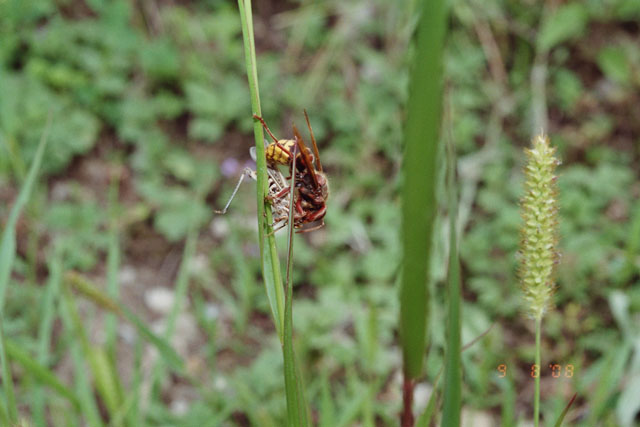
<box><xmin>221</xmin><ymin>158</ymin><xmax>240</xmax><ymax>177</ymax></box>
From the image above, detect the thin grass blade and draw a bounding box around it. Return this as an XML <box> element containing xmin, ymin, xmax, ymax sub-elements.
<box><xmin>442</xmin><ymin>124</ymin><xmax>462</xmax><ymax>425</ymax></box>
<box><xmin>0</xmin><ymin>115</ymin><xmax>51</xmax><ymax>425</ymax></box>
<box><xmin>587</xmin><ymin>343</ymin><xmax>631</xmax><ymax>424</ymax></box>
<box><xmin>164</xmin><ymin>224</ymin><xmax>198</xmax><ymax>339</ymax></box>
<box><xmin>105</xmin><ymin>172</ymin><xmax>121</xmax><ymax>362</ymax></box>
<box><xmin>0</xmin><ymin>398</ymin><xmax>8</xmax><ymax>426</ymax></box>
<box><xmin>499</xmin><ymin>372</ymin><xmax>516</xmax><ymax>427</ymax></box>
<box><xmin>65</xmin><ymin>271</ymin><xmax>184</xmax><ymax>373</ymax></box>
<box><xmin>553</xmin><ymin>393</ymin><xmax>577</xmax><ymax>427</ymax></box>
<box><xmin>59</xmin><ymin>291</ymin><xmax>104</xmax><ymax>427</ymax></box>
<box><xmin>89</xmin><ymin>346</ymin><xmax>123</xmax><ymax>416</ymax></box>
<box><xmin>334</xmin><ymin>380</ymin><xmax>382</xmax><ymax>427</ymax></box>
<box><xmin>416</xmin><ymin>369</ymin><xmax>442</xmax><ymax>427</ymax></box>
<box><xmin>319</xmin><ymin>372</ymin><xmax>336</xmax><ymax>427</ymax></box>
<box><xmin>0</xmin><ymin>115</ymin><xmax>51</xmax><ymax>312</ymax></box>
<box><xmin>4</xmin><ymin>339</ymin><xmax>80</xmax><ymax>409</ymax></box>
<box><xmin>32</xmin><ymin>244</ymin><xmax>64</xmax><ymax>424</ymax></box>
<box><xmin>237</xmin><ymin>0</ymin><xmax>285</xmax><ymax>340</ymax></box>
<box><xmin>0</xmin><ymin>320</ymin><xmax>17</xmax><ymax>422</ymax></box>
<box><xmin>282</xmin><ymin>142</ymin><xmax>310</xmax><ymax>426</ymax></box>
<box><xmin>108</xmin><ymin>336</ymin><xmax>144</xmax><ymax>427</ymax></box>
<box><xmin>122</xmin><ymin>305</ymin><xmax>184</xmax><ymax>373</ymax></box>
<box><xmin>149</xmin><ymin>221</ymin><xmax>198</xmax><ymax>396</ymax></box>
<box><xmin>62</xmin><ymin>282</ymin><xmax>123</xmax><ymax>418</ymax></box>
<box><xmin>234</xmin><ymin>379</ymin><xmax>279</xmax><ymax>427</ymax></box>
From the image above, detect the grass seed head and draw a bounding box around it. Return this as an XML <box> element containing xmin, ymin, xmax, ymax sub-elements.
<box><xmin>518</xmin><ymin>133</ymin><xmax>559</xmax><ymax>320</ymax></box>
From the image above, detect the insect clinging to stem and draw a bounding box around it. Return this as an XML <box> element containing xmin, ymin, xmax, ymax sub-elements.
<box><xmin>214</xmin><ymin>152</ymin><xmax>291</xmax><ymax>227</ymax></box>
<box><xmin>215</xmin><ymin>111</ymin><xmax>329</xmax><ymax>233</ymax></box>
<box><xmin>253</xmin><ymin>110</ymin><xmax>329</xmax><ymax>232</ymax></box>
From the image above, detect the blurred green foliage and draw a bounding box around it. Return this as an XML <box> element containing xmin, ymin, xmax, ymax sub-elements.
<box><xmin>0</xmin><ymin>0</ymin><xmax>639</xmax><ymax>425</ymax></box>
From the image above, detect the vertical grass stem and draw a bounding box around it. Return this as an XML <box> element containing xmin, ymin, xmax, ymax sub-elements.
<box><xmin>237</xmin><ymin>0</ymin><xmax>285</xmax><ymax>341</ymax></box>
<box><xmin>534</xmin><ymin>315</ymin><xmax>541</xmax><ymax>427</ymax></box>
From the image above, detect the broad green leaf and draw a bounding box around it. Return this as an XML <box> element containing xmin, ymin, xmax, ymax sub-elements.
<box><xmin>140</xmin><ymin>38</ymin><xmax>181</xmax><ymax>81</ymax></box>
<box><xmin>597</xmin><ymin>46</ymin><xmax>631</xmax><ymax>84</ymax></box>
<box><xmin>538</xmin><ymin>4</ymin><xmax>588</xmax><ymax>51</ymax></box>
<box><xmin>400</xmin><ymin>0</ymin><xmax>446</xmax><ymax>380</ymax></box>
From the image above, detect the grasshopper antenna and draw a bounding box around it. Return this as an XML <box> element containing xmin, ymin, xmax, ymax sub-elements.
<box><xmin>214</xmin><ymin>168</ymin><xmax>255</xmax><ymax>214</ymax></box>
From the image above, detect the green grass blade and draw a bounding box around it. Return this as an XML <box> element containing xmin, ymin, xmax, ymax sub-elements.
<box><xmin>32</xmin><ymin>245</ymin><xmax>64</xmax><ymax>424</ymax></box>
<box><xmin>4</xmin><ymin>339</ymin><xmax>80</xmax><ymax>409</ymax></box>
<box><xmin>282</xmin><ymin>153</ymin><xmax>299</xmax><ymax>426</ymax></box>
<box><xmin>237</xmin><ymin>0</ymin><xmax>285</xmax><ymax>341</ymax></box>
<box><xmin>587</xmin><ymin>343</ymin><xmax>631</xmax><ymax>424</ymax></box>
<box><xmin>105</xmin><ymin>173</ymin><xmax>121</xmax><ymax>362</ymax></box>
<box><xmin>0</xmin><ymin>320</ymin><xmax>17</xmax><ymax>422</ymax></box>
<box><xmin>192</xmin><ymin>286</ymin><xmax>217</xmax><ymax>376</ymax></box>
<box><xmin>442</xmin><ymin>128</ymin><xmax>461</xmax><ymax>424</ymax></box>
<box><xmin>109</xmin><ymin>336</ymin><xmax>144</xmax><ymax>427</ymax></box>
<box><xmin>399</xmin><ymin>0</ymin><xmax>447</xmax><ymax>397</ymax></box>
<box><xmin>499</xmin><ymin>372</ymin><xmax>516</xmax><ymax>427</ymax></box>
<box><xmin>0</xmin><ymin>396</ymin><xmax>8</xmax><ymax>427</ymax></box>
<box><xmin>89</xmin><ymin>346</ymin><xmax>123</xmax><ymax>417</ymax></box>
<box><xmin>262</xmin><ymin>245</ymin><xmax>285</xmax><ymax>339</ymax></box>
<box><xmin>122</xmin><ymin>305</ymin><xmax>184</xmax><ymax>373</ymax></box>
<box><xmin>416</xmin><ymin>369</ymin><xmax>442</xmax><ymax>427</ymax></box>
<box><xmin>163</xmin><ymin>224</ymin><xmax>197</xmax><ymax>340</ymax></box>
<box><xmin>0</xmin><ymin>115</ymin><xmax>51</xmax><ymax>425</ymax></box>
<box><xmin>319</xmin><ymin>372</ymin><xmax>336</xmax><ymax>427</ymax></box>
<box><xmin>234</xmin><ymin>379</ymin><xmax>279</xmax><ymax>427</ymax></box>
<box><xmin>149</xmin><ymin>221</ymin><xmax>198</xmax><ymax>395</ymax></box>
<box><xmin>334</xmin><ymin>380</ymin><xmax>382</xmax><ymax>427</ymax></box>
<box><xmin>416</xmin><ymin>390</ymin><xmax>439</xmax><ymax>427</ymax></box>
<box><xmin>417</xmin><ymin>323</ymin><xmax>497</xmax><ymax>425</ymax></box>
<box><xmin>62</xmin><ymin>283</ymin><xmax>123</xmax><ymax>419</ymax></box>
<box><xmin>281</xmin><ymin>145</ymin><xmax>309</xmax><ymax>426</ymax></box>
<box><xmin>59</xmin><ymin>292</ymin><xmax>104</xmax><ymax>427</ymax></box>
<box><xmin>0</xmin><ymin>133</ymin><xmax>26</xmax><ymax>181</ymax></box>
<box><xmin>0</xmin><ymin>115</ymin><xmax>51</xmax><ymax>313</ymax></box>
<box><xmin>65</xmin><ymin>271</ymin><xmax>185</xmax><ymax>373</ymax></box>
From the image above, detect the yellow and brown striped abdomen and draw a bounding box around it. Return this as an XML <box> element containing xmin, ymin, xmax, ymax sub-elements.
<box><xmin>265</xmin><ymin>139</ymin><xmax>296</xmax><ymax>166</ymax></box>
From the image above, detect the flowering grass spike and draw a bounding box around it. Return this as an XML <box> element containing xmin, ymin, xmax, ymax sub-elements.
<box><xmin>519</xmin><ymin>134</ymin><xmax>559</xmax><ymax>320</ymax></box>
